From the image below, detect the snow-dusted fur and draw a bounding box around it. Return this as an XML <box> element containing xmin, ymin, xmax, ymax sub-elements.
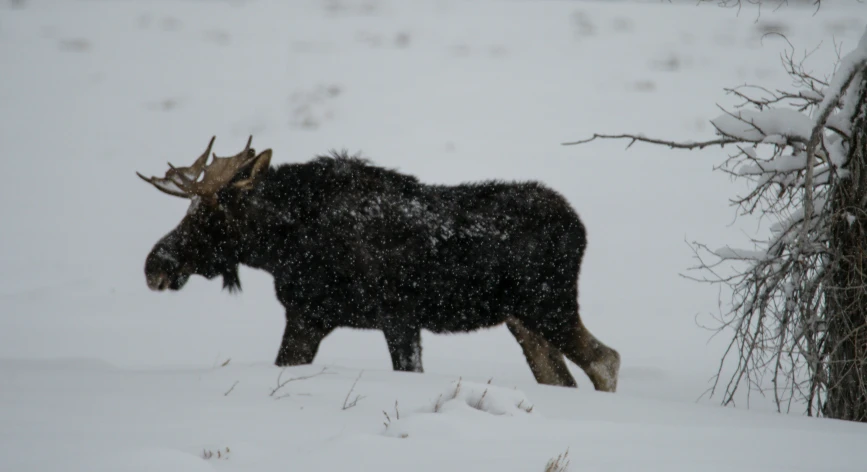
<box><xmin>143</xmin><ymin>151</ymin><xmax>620</xmax><ymax>391</ymax></box>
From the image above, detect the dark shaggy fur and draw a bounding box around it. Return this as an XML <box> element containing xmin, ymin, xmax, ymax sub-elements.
<box><xmin>143</xmin><ymin>151</ymin><xmax>621</xmax><ymax>391</ymax></box>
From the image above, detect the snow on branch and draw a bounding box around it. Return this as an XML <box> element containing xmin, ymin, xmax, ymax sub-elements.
<box><xmin>713</xmin><ymin>247</ymin><xmax>770</xmax><ymax>262</ymax></box>
<box><xmin>711</xmin><ymin>108</ymin><xmax>813</xmax><ymax>143</ymax></box>
<box><xmin>817</xmin><ymin>31</ymin><xmax>867</xmax><ymax>120</ymax></box>
<box><xmin>565</xmin><ymin>26</ymin><xmax>867</xmax><ymax>416</ymax></box>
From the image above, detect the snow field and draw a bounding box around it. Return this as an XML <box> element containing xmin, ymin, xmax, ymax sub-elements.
<box><xmin>2</xmin><ymin>0</ymin><xmax>867</xmax><ymax>470</ymax></box>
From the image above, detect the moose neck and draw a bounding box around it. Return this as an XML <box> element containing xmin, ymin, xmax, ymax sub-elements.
<box><xmin>230</xmin><ymin>167</ymin><xmax>302</xmax><ymax>276</ymax></box>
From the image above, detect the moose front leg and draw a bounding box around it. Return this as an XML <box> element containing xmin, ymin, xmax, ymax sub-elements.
<box><xmin>383</xmin><ymin>327</ymin><xmax>423</xmax><ymax>373</ymax></box>
<box><xmin>275</xmin><ymin>312</ymin><xmax>332</xmax><ymax>367</ymax></box>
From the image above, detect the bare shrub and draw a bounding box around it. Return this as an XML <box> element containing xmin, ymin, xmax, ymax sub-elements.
<box><xmin>564</xmin><ymin>29</ymin><xmax>867</xmax><ymax>421</ymax></box>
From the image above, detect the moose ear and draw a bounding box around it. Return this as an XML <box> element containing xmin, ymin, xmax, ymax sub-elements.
<box><xmin>233</xmin><ymin>149</ymin><xmax>272</xmax><ymax>190</ymax></box>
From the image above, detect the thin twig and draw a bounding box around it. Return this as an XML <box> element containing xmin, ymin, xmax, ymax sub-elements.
<box><xmin>270</xmin><ymin>366</ymin><xmax>330</xmax><ymax>397</ymax></box>
<box><xmin>341</xmin><ymin>371</ymin><xmax>365</xmax><ymax>410</ymax></box>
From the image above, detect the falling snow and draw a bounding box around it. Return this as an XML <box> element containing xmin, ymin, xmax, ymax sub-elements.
<box><xmin>3</xmin><ymin>1</ymin><xmax>867</xmax><ymax>472</ymax></box>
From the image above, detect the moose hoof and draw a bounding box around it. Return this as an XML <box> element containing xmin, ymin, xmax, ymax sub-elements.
<box><xmin>590</xmin><ymin>350</ymin><xmax>621</xmax><ymax>393</ymax></box>
<box><xmin>274</xmin><ymin>353</ymin><xmax>309</xmax><ymax>368</ymax></box>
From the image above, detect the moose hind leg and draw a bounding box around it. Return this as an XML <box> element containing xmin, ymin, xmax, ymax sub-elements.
<box><xmin>383</xmin><ymin>328</ymin><xmax>423</xmax><ymax>373</ymax></box>
<box><xmin>506</xmin><ymin>317</ymin><xmax>577</xmax><ymax>388</ymax></box>
<box><xmin>275</xmin><ymin>313</ymin><xmax>332</xmax><ymax>367</ymax></box>
<box><xmin>559</xmin><ymin>318</ymin><xmax>620</xmax><ymax>392</ymax></box>
<box><xmin>533</xmin><ymin>302</ymin><xmax>620</xmax><ymax>392</ymax></box>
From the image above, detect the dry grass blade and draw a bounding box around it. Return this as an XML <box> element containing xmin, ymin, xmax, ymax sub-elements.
<box><xmin>223</xmin><ymin>381</ymin><xmax>239</xmax><ymax>397</ymax></box>
<box><xmin>544</xmin><ymin>449</ymin><xmax>570</xmax><ymax>472</ymax></box>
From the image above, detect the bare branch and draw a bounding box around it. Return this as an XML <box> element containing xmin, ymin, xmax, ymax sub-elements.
<box><xmin>562</xmin><ymin>133</ymin><xmax>738</xmax><ymax>149</ymax></box>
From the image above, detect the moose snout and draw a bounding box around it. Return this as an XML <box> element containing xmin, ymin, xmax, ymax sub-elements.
<box><xmin>146</xmin><ymin>272</ymin><xmax>170</xmax><ymax>291</ymax></box>
<box><xmin>144</xmin><ymin>248</ymin><xmax>188</xmax><ymax>291</ymax></box>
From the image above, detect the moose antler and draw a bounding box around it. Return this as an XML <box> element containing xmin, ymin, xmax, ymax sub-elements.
<box><xmin>137</xmin><ymin>135</ymin><xmax>266</xmax><ymax>198</ymax></box>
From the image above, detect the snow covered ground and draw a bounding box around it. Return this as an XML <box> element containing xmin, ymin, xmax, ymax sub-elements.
<box><xmin>2</xmin><ymin>0</ymin><xmax>867</xmax><ymax>470</ymax></box>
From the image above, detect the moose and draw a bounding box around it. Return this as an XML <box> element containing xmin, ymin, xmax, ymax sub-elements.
<box><xmin>137</xmin><ymin>136</ymin><xmax>620</xmax><ymax>391</ymax></box>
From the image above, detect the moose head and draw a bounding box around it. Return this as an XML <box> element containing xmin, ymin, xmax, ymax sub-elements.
<box><xmin>137</xmin><ymin>136</ymin><xmax>272</xmax><ymax>293</ymax></box>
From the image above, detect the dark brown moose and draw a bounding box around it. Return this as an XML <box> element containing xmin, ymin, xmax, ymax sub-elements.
<box><xmin>137</xmin><ymin>136</ymin><xmax>620</xmax><ymax>391</ymax></box>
